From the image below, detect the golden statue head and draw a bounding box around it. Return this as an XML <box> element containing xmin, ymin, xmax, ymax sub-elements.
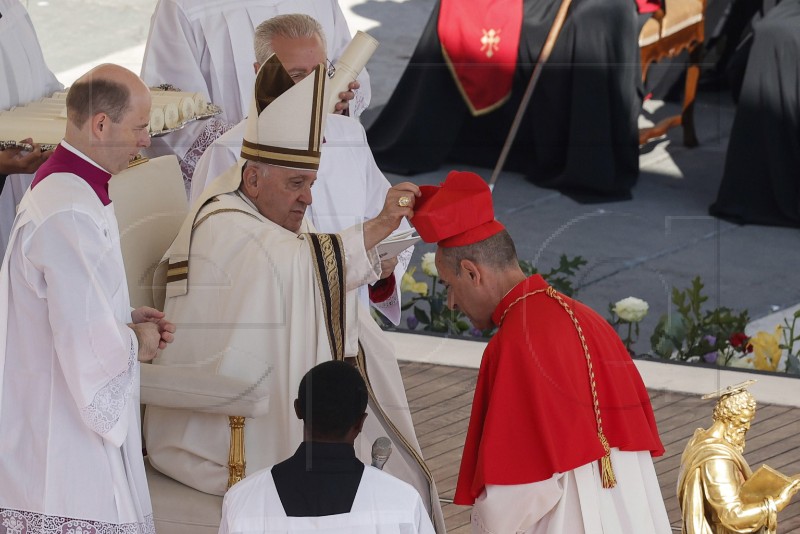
<box><xmin>711</xmin><ymin>390</ymin><xmax>756</xmax><ymax>452</ymax></box>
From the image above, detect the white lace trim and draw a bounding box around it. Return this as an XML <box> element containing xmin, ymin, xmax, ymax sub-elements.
<box><xmin>351</xmin><ymin>87</ymin><xmax>367</xmax><ymax>119</ymax></box>
<box><xmin>79</xmin><ymin>338</ymin><xmax>136</xmax><ymax>435</ymax></box>
<box><xmin>179</xmin><ymin>118</ymin><xmax>234</xmax><ymax>196</ymax></box>
<box><xmin>0</xmin><ymin>509</ymin><xmax>155</xmax><ymax>534</ymax></box>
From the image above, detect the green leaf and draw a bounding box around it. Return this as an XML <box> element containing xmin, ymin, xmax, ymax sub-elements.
<box><xmin>413</xmin><ymin>307</ymin><xmax>431</xmax><ymax>325</ymax></box>
<box><xmin>401</xmin><ymin>300</ymin><xmax>417</xmax><ymax>311</ymax></box>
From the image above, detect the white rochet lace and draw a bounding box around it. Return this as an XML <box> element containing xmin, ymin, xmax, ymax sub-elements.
<box><xmin>1</xmin><ymin>509</ymin><xmax>155</xmax><ymax>534</ymax></box>
<box><xmin>79</xmin><ymin>338</ymin><xmax>136</xmax><ymax>435</ymax></box>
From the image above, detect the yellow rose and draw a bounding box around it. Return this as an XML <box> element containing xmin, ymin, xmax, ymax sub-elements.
<box><xmin>401</xmin><ymin>267</ymin><xmax>428</xmax><ymax>296</ymax></box>
<box><xmin>749</xmin><ymin>326</ymin><xmax>783</xmax><ymax>372</ymax></box>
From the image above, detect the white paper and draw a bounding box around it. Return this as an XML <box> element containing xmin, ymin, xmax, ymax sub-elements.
<box><xmin>377</xmin><ymin>231</ymin><xmax>420</xmax><ymax>260</ymax></box>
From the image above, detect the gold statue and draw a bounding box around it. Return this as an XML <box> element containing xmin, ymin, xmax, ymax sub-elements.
<box><xmin>677</xmin><ymin>381</ymin><xmax>800</xmax><ymax>533</ymax></box>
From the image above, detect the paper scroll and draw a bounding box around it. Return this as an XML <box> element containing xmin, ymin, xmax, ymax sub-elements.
<box><xmin>327</xmin><ymin>31</ymin><xmax>379</xmax><ymax>114</ymax></box>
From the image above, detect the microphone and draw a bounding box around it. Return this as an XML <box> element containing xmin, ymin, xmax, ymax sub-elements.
<box><xmin>371</xmin><ymin>437</ymin><xmax>392</xmax><ymax>470</ymax></box>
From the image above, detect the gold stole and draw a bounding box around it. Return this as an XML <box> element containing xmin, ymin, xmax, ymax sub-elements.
<box><xmin>305</xmin><ymin>233</ymin><xmax>347</xmax><ymax>361</ymax></box>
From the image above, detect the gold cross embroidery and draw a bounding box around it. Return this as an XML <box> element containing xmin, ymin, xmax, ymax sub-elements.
<box><xmin>480</xmin><ymin>29</ymin><xmax>501</xmax><ymax>58</ymax></box>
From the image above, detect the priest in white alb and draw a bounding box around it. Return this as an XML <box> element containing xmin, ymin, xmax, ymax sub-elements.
<box><xmin>0</xmin><ymin>64</ymin><xmax>175</xmax><ymax>533</ymax></box>
<box><xmin>190</xmin><ymin>14</ymin><xmax>408</xmax><ymax>325</ymax></box>
<box><xmin>143</xmin><ymin>55</ymin><xmax>445</xmax><ymax>532</ymax></box>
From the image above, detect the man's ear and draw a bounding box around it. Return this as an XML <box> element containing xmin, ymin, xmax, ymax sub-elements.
<box><xmin>293</xmin><ymin>398</ymin><xmax>303</xmax><ymax>421</ymax></box>
<box><xmin>241</xmin><ymin>166</ymin><xmax>259</xmax><ymax>196</ymax></box>
<box><xmin>91</xmin><ymin>113</ymin><xmax>108</xmax><ymax>138</ymax></box>
<box><xmin>461</xmin><ymin>259</ymin><xmax>481</xmax><ymax>285</ymax></box>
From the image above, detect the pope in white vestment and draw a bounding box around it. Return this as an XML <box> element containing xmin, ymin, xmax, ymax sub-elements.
<box><xmin>0</xmin><ymin>0</ymin><xmax>64</xmax><ymax>254</ymax></box>
<box><xmin>144</xmin><ymin>56</ymin><xmax>445</xmax><ymax>533</ymax></box>
<box><xmin>0</xmin><ymin>141</ymin><xmax>154</xmax><ymax>533</ymax></box>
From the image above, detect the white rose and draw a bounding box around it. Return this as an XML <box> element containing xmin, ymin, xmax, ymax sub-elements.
<box><xmin>421</xmin><ymin>252</ymin><xmax>438</xmax><ymax>278</ymax></box>
<box><xmin>613</xmin><ymin>297</ymin><xmax>649</xmax><ymax>323</ymax></box>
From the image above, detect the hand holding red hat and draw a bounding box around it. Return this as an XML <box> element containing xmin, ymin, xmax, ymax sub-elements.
<box><xmin>382</xmin><ymin>182</ymin><xmax>420</xmax><ymax>217</ymax></box>
<box><xmin>363</xmin><ymin>182</ymin><xmax>421</xmax><ymax>251</ymax></box>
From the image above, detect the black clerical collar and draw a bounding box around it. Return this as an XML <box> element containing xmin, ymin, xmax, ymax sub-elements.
<box><xmin>272</xmin><ymin>441</ymin><xmax>365</xmax><ymax>517</ymax></box>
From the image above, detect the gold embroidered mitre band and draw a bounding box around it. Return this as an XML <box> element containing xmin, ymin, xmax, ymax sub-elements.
<box><xmin>157</xmin><ymin>55</ymin><xmax>327</xmax><ymax>301</ymax></box>
<box><xmin>240</xmin><ymin>54</ymin><xmax>326</xmax><ymax>170</ymax></box>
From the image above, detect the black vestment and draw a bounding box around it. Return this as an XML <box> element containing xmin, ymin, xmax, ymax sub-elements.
<box><xmin>709</xmin><ymin>0</ymin><xmax>800</xmax><ymax>228</ymax></box>
<box><xmin>366</xmin><ymin>0</ymin><xmax>642</xmax><ymax>202</ymax></box>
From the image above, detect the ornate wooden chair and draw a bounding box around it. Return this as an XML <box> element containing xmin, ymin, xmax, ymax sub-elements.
<box><xmin>110</xmin><ymin>157</ymin><xmax>268</xmax><ymax>533</ymax></box>
<box><xmin>638</xmin><ymin>0</ymin><xmax>706</xmax><ymax>146</ymax></box>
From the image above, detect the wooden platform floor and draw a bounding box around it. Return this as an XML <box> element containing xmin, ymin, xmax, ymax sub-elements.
<box><xmin>399</xmin><ymin>361</ymin><xmax>800</xmax><ymax>533</ymax></box>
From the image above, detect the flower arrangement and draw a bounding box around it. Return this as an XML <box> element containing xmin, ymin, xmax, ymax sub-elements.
<box><xmin>649</xmin><ymin>276</ymin><xmax>750</xmax><ymax>365</ymax></box>
<box><xmin>394</xmin><ymin>255</ymin><xmax>800</xmax><ymax>377</ymax></box>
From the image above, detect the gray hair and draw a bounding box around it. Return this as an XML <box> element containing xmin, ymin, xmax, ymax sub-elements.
<box><xmin>439</xmin><ymin>229</ymin><xmax>519</xmax><ymax>275</ymax></box>
<box><xmin>253</xmin><ymin>14</ymin><xmax>327</xmax><ymax>64</ymax></box>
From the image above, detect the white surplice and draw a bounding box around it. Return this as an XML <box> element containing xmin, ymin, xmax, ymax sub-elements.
<box><xmin>0</xmin><ymin>0</ymin><xmax>64</xmax><ymax>256</ymax></box>
<box><xmin>144</xmin><ymin>191</ymin><xmax>445</xmax><ymax>531</ymax></box>
<box><xmin>140</xmin><ymin>0</ymin><xmax>371</xmax><ymax>162</ymax></box>
<box><xmin>471</xmin><ymin>449</ymin><xmax>672</xmax><ymax>534</ymax></box>
<box><xmin>219</xmin><ymin>465</ymin><xmax>436</xmax><ymax>534</ymax></box>
<box><xmin>0</xmin><ymin>145</ymin><xmax>153</xmax><ymax>533</ymax></box>
<box><xmin>189</xmin><ymin>114</ymin><xmax>410</xmax><ymax>324</ymax></box>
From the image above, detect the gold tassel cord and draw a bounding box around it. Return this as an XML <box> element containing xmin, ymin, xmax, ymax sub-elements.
<box><xmin>546</xmin><ymin>286</ymin><xmax>617</xmax><ymax>489</ymax></box>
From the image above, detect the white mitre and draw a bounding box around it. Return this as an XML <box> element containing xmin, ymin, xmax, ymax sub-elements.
<box><xmin>157</xmin><ymin>55</ymin><xmax>327</xmax><ymax>301</ymax></box>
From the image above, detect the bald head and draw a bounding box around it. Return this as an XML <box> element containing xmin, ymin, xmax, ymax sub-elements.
<box><xmin>67</xmin><ymin>64</ymin><xmax>148</xmax><ymax>129</ymax></box>
<box><xmin>65</xmin><ymin>64</ymin><xmax>152</xmax><ymax>174</ymax></box>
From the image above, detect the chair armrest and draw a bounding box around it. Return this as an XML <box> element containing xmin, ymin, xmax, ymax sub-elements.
<box><xmin>140</xmin><ymin>364</ymin><xmax>269</xmax><ymax>418</ymax></box>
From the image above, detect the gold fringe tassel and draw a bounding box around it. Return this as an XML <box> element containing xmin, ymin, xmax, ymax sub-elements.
<box><xmin>599</xmin><ymin>435</ymin><xmax>617</xmax><ymax>488</ymax></box>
